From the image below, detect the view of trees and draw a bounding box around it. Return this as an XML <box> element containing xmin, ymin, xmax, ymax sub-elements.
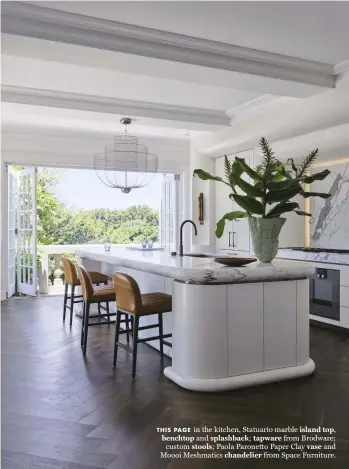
<box><xmin>36</xmin><ymin>169</ymin><xmax>159</xmax><ymax>246</ymax></box>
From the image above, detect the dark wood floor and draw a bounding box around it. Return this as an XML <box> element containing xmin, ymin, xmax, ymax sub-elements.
<box><xmin>1</xmin><ymin>296</ymin><xmax>349</xmax><ymax>469</ymax></box>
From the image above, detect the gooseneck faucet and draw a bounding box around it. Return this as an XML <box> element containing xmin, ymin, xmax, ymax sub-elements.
<box><xmin>179</xmin><ymin>220</ymin><xmax>197</xmax><ymax>256</ymax></box>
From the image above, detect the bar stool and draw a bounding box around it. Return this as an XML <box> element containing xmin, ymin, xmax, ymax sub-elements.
<box><xmin>61</xmin><ymin>256</ymin><xmax>110</xmax><ymax>327</ymax></box>
<box><xmin>112</xmin><ymin>272</ymin><xmax>172</xmax><ymax>379</ymax></box>
<box><xmin>76</xmin><ymin>264</ymin><xmax>118</xmax><ymax>355</ymax></box>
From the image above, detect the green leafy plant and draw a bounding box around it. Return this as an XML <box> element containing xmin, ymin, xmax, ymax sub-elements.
<box><xmin>193</xmin><ymin>137</ymin><xmax>331</xmax><ymax>238</ymax></box>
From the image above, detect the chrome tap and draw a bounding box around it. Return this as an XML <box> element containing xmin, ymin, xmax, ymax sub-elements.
<box><xmin>179</xmin><ymin>220</ymin><xmax>197</xmax><ymax>256</ymax></box>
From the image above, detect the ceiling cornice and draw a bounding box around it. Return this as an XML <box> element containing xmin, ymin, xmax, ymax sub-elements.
<box><xmin>226</xmin><ymin>95</ymin><xmax>296</xmax><ymax>120</ymax></box>
<box><xmin>2</xmin><ymin>2</ymin><xmax>335</xmax><ymax>89</ymax></box>
<box><xmin>334</xmin><ymin>59</ymin><xmax>349</xmax><ymax>75</ymax></box>
<box><xmin>1</xmin><ymin>85</ymin><xmax>230</xmax><ymax>127</ymax></box>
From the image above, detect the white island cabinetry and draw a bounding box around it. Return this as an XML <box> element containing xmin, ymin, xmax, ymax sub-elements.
<box><xmin>77</xmin><ymin>247</ymin><xmax>314</xmax><ymax>392</ymax></box>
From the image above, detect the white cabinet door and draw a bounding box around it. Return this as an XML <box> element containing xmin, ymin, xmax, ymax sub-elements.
<box><xmin>215</xmin><ymin>149</ymin><xmax>254</xmax><ymax>252</ymax></box>
<box><xmin>264</xmin><ymin>281</ymin><xmax>297</xmax><ymax>370</ymax></box>
<box><xmin>227</xmin><ymin>283</ymin><xmax>264</xmax><ymax>376</ymax></box>
<box><xmin>215</xmin><ymin>156</ymin><xmax>234</xmax><ymax>251</ymax></box>
<box><xmin>230</xmin><ymin>149</ymin><xmax>254</xmax><ymax>252</ymax></box>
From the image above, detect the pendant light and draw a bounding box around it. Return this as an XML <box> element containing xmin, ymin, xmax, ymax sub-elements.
<box><xmin>94</xmin><ymin>118</ymin><xmax>158</xmax><ymax>193</ymax></box>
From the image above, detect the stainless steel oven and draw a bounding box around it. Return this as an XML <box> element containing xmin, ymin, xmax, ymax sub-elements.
<box><xmin>310</xmin><ymin>268</ymin><xmax>340</xmax><ymax>320</ymax></box>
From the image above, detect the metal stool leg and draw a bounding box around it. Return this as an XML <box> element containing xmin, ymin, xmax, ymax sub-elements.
<box><xmin>132</xmin><ymin>316</ymin><xmax>139</xmax><ymax>379</ymax></box>
<box><xmin>63</xmin><ymin>283</ymin><xmax>68</xmax><ymax>322</ymax></box>
<box><xmin>69</xmin><ymin>285</ymin><xmax>75</xmax><ymax>327</ymax></box>
<box><xmin>158</xmin><ymin>313</ymin><xmax>164</xmax><ymax>359</ymax></box>
<box><xmin>81</xmin><ymin>301</ymin><xmax>86</xmax><ymax>347</ymax></box>
<box><xmin>125</xmin><ymin>314</ymin><xmax>130</xmax><ymax>343</ymax></box>
<box><xmin>113</xmin><ymin>310</ymin><xmax>122</xmax><ymax>367</ymax></box>
<box><xmin>83</xmin><ymin>302</ymin><xmax>90</xmax><ymax>356</ymax></box>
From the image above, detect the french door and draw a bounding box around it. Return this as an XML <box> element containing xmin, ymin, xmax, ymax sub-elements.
<box><xmin>7</xmin><ymin>167</ymin><xmax>16</xmax><ymax>298</ymax></box>
<box><xmin>15</xmin><ymin>167</ymin><xmax>38</xmax><ymax>296</ymax></box>
<box><xmin>160</xmin><ymin>174</ymin><xmax>180</xmax><ymax>251</ymax></box>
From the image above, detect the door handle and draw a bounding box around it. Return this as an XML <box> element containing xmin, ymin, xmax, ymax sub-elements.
<box><xmin>228</xmin><ymin>231</ymin><xmax>236</xmax><ymax>247</ymax></box>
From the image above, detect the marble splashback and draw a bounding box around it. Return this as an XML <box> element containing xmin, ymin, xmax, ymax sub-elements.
<box><xmin>310</xmin><ymin>162</ymin><xmax>349</xmax><ymax>249</ymax></box>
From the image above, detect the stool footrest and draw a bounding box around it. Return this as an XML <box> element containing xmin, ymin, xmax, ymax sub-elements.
<box><xmin>138</xmin><ymin>323</ymin><xmax>159</xmax><ymax>331</ymax></box>
<box><xmin>115</xmin><ymin>341</ymin><xmax>132</xmax><ymax>353</ymax></box>
<box><xmin>89</xmin><ymin>320</ymin><xmax>116</xmax><ymax>326</ymax></box>
<box><xmin>162</xmin><ymin>340</ymin><xmax>172</xmax><ymax>347</ymax></box>
<box><xmin>89</xmin><ymin>312</ymin><xmax>116</xmax><ymax>319</ymax></box>
<box><xmin>138</xmin><ymin>334</ymin><xmax>164</xmax><ymax>343</ymax></box>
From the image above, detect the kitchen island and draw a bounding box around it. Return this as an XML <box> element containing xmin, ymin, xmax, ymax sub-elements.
<box><xmin>76</xmin><ymin>246</ymin><xmax>315</xmax><ymax>392</ymax></box>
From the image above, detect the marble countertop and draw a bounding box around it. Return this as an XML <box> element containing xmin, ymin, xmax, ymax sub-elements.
<box><xmin>277</xmin><ymin>249</ymin><xmax>349</xmax><ymax>266</ymax></box>
<box><xmin>75</xmin><ymin>246</ymin><xmax>314</xmax><ymax>284</ymax></box>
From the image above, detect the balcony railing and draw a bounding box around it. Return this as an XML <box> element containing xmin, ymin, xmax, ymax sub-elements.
<box><xmin>38</xmin><ymin>243</ymin><xmax>143</xmax><ymax>294</ymax></box>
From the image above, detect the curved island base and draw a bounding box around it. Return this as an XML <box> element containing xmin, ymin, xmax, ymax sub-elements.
<box><xmin>165</xmin><ymin>278</ymin><xmax>315</xmax><ymax>392</ymax></box>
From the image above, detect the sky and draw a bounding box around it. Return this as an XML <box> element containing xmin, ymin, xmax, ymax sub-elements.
<box><xmin>47</xmin><ymin>168</ymin><xmax>163</xmax><ymax>211</ymax></box>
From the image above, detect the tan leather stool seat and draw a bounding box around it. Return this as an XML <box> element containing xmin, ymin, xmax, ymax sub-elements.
<box><xmin>87</xmin><ymin>272</ymin><xmax>109</xmax><ymax>285</ymax></box>
<box><xmin>140</xmin><ymin>292</ymin><xmax>172</xmax><ymax>315</ymax></box>
<box><xmin>92</xmin><ymin>285</ymin><xmax>116</xmax><ymax>303</ymax></box>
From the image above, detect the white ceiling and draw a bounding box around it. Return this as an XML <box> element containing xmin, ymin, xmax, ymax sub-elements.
<box><xmin>2</xmin><ymin>1</ymin><xmax>349</xmax><ymax>142</ymax></box>
<box><xmin>35</xmin><ymin>1</ymin><xmax>349</xmax><ymax>65</ymax></box>
<box><xmin>1</xmin><ymin>51</ymin><xmax>263</xmax><ymax>112</ymax></box>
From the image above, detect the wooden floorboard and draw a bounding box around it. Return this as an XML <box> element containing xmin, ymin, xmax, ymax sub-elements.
<box><xmin>1</xmin><ymin>296</ymin><xmax>349</xmax><ymax>468</ymax></box>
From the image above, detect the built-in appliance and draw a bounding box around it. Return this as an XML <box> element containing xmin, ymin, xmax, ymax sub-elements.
<box><xmin>310</xmin><ymin>267</ymin><xmax>340</xmax><ymax>320</ymax></box>
<box><xmin>284</xmin><ymin>247</ymin><xmax>349</xmax><ymax>254</ymax></box>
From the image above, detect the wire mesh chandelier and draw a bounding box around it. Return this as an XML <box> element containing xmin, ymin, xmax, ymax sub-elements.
<box><xmin>94</xmin><ymin>118</ymin><xmax>158</xmax><ymax>193</ymax></box>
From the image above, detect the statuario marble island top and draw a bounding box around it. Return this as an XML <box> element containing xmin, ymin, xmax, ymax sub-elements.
<box><xmin>75</xmin><ymin>246</ymin><xmax>314</xmax><ymax>284</ymax></box>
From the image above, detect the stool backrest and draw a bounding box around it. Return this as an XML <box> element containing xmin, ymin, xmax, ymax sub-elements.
<box><xmin>61</xmin><ymin>256</ymin><xmax>79</xmax><ymax>285</ymax></box>
<box><xmin>113</xmin><ymin>272</ymin><xmax>142</xmax><ymax>314</ymax></box>
<box><xmin>77</xmin><ymin>265</ymin><xmax>94</xmax><ymax>301</ymax></box>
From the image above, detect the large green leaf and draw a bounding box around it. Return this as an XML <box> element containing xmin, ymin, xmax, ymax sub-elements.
<box><xmin>232</xmin><ymin>194</ymin><xmax>264</xmax><ymax>215</ymax></box>
<box><xmin>254</xmin><ymin>181</ymin><xmax>264</xmax><ymax>191</ymax></box>
<box><xmin>215</xmin><ymin>211</ymin><xmax>248</xmax><ymax>238</ymax></box>
<box><xmin>266</xmin><ymin>183</ymin><xmax>302</xmax><ymax>204</ymax></box>
<box><xmin>265</xmin><ymin>202</ymin><xmax>299</xmax><ymax>218</ymax></box>
<box><xmin>224</xmin><ymin>156</ymin><xmax>231</xmax><ymax>180</ymax></box>
<box><xmin>301</xmin><ymin>169</ymin><xmax>330</xmax><ymax>184</ymax></box>
<box><xmin>235</xmin><ymin>157</ymin><xmax>263</xmax><ymax>182</ymax></box>
<box><xmin>234</xmin><ymin>177</ymin><xmax>264</xmax><ymax>197</ymax></box>
<box><xmin>277</xmin><ymin>164</ymin><xmax>292</xmax><ymax>180</ymax></box>
<box><xmin>228</xmin><ymin>160</ymin><xmax>244</xmax><ymax>187</ymax></box>
<box><xmin>300</xmin><ymin>191</ymin><xmax>331</xmax><ymax>199</ymax></box>
<box><xmin>267</xmin><ymin>178</ymin><xmax>300</xmax><ymax>191</ymax></box>
<box><xmin>193</xmin><ymin>169</ymin><xmax>224</xmax><ymax>183</ymax></box>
